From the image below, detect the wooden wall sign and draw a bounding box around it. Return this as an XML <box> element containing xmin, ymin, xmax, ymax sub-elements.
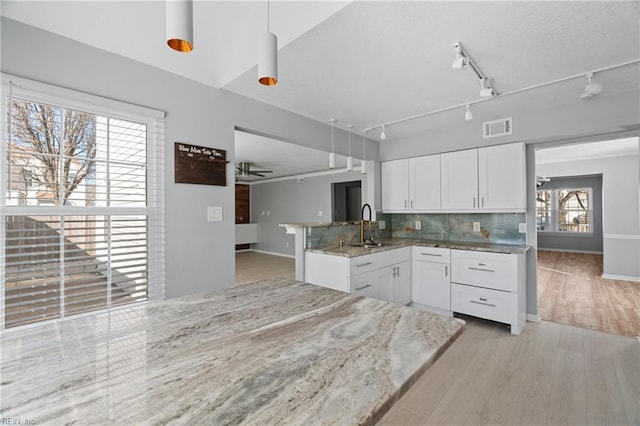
<box><xmin>174</xmin><ymin>142</ymin><xmax>228</xmax><ymax>186</ymax></box>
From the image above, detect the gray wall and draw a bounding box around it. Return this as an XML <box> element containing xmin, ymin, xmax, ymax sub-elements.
<box><xmin>251</xmin><ymin>171</ymin><xmax>368</xmax><ymax>256</ymax></box>
<box><xmin>1</xmin><ymin>18</ymin><xmax>379</xmax><ymax>298</ymax></box>
<box><xmin>537</xmin><ymin>174</ymin><xmax>603</xmax><ymax>253</ymax></box>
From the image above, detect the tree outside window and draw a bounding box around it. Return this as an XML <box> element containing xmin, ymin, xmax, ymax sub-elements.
<box><xmin>536</xmin><ymin>187</ymin><xmax>591</xmax><ymax>233</ymax></box>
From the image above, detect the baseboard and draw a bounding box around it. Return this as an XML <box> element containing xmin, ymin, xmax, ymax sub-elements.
<box><xmin>601</xmin><ymin>274</ymin><xmax>640</xmax><ymax>283</ymax></box>
<box><xmin>537</xmin><ymin>248</ymin><xmax>603</xmax><ymax>255</ymax></box>
<box><xmin>235</xmin><ymin>249</ymin><xmax>252</xmax><ymax>253</ymax></box>
<box><xmin>250</xmin><ymin>249</ymin><xmax>295</xmax><ymax>259</ymax></box>
<box><xmin>527</xmin><ymin>314</ymin><xmax>541</xmax><ymax>322</ymax></box>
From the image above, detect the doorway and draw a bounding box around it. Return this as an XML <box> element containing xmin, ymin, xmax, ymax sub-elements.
<box><xmin>332</xmin><ymin>180</ymin><xmax>362</xmax><ymax>222</ymax></box>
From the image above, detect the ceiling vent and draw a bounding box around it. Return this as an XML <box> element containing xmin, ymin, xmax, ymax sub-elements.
<box><xmin>483</xmin><ymin>117</ymin><xmax>512</xmax><ymax>139</ymax></box>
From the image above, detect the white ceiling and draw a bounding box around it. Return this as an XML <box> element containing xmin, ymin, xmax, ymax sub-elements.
<box><xmin>3</xmin><ymin>1</ymin><xmax>639</xmax><ymax>179</ymax></box>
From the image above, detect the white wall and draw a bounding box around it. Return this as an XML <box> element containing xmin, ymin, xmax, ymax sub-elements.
<box><xmin>537</xmin><ymin>154</ymin><xmax>640</xmax><ymax>280</ymax></box>
<box><xmin>0</xmin><ymin>18</ymin><xmax>380</xmax><ymax>298</ymax></box>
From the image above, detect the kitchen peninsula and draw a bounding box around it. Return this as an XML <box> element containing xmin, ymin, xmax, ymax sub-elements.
<box><xmin>1</xmin><ymin>279</ymin><xmax>464</xmax><ymax>425</ymax></box>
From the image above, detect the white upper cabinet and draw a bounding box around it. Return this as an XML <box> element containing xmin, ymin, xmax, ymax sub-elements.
<box><xmin>382</xmin><ymin>155</ymin><xmax>440</xmax><ymax>211</ymax></box>
<box><xmin>441</xmin><ymin>142</ymin><xmax>525</xmax><ymax>212</ymax></box>
<box><xmin>478</xmin><ymin>142</ymin><xmax>526</xmax><ymax>210</ymax></box>
<box><xmin>381</xmin><ymin>159</ymin><xmax>409</xmax><ymax>210</ymax></box>
<box><xmin>441</xmin><ymin>149</ymin><xmax>479</xmax><ymax>210</ymax></box>
<box><xmin>410</xmin><ymin>155</ymin><xmax>441</xmax><ymax>210</ymax></box>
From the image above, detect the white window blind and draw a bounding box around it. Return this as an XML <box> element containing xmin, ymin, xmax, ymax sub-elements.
<box><xmin>1</xmin><ymin>74</ymin><xmax>165</xmax><ymax>330</ymax></box>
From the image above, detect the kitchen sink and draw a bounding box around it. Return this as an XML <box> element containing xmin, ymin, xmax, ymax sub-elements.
<box><xmin>347</xmin><ymin>241</ymin><xmax>388</xmax><ymax>248</ymax></box>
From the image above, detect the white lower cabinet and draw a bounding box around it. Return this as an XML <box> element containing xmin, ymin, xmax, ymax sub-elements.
<box><xmin>411</xmin><ymin>247</ymin><xmax>451</xmax><ymax>316</ymax></box>
<box><xmin>305</xmin><ymin>247</ymin><xmax>411</xmax><ymax>305</ymax></box>
<box><xmin>451</xmin><ymin>249</ymin><xmax>526</xmax><ymax>335</ymax></box>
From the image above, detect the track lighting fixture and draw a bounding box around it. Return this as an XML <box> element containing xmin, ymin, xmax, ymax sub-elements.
<box><xmin>329</xmin><ymin>118</ymin><xmax>336</xmax><ymax>169</ymax></box>
<box><xmin>166</xmin><ymin>0</ymin><xmax>194</xmax><ymax>52</ymax></box>
<box><xmin>465</xmin><ymin>104</ymin><xmax>473</xmax><ymax>121</ymax></box>
<box><xmin>579</xmin><ymin>72</ymin><xmax>602</xmax><ymax>100</ymax></box>
<box><xmin>380</xmin><ymin>125</ymin><xmax>387</xmax><ymax>141</ymax></box>
<box><xmin>346</xmin><ymin>125</ymin><xmax>354</xmax><ymax>171</ymax></box>
<box><xmin>478</xmin><ymin>78</ymin><xmax>496</xmax><ymax>99</ymax></box>
<box><xmin>452</xmin><ymin>42</ymin><xmax>468</xmax><ymax>69</ymax></box>
<box><xmin>361</xmin><ymin>131</ymin><xmax>368</xmax><ymax>174</ymax></box>
<box><xmin>258</xmin><ymin>0</ymin><xmax>278</xmax><ymax>86</ymax></box>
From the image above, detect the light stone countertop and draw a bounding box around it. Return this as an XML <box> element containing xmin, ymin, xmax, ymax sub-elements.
<box><xmin>0</xmin><ymin>278</ymin><xmax>464</xmax><ymax>425</ymax></box>
<box><xmin>306</xmin><ymin>238</ymin><xmax>530</xmax><ymax>257</ymax></box>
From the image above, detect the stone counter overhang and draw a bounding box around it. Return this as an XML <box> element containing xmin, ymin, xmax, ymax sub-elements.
<box><xmin>306</xmin><ymin>238</ymin><xmax>530</xmax><ymax>258</ymax></box>
<box><xmin>0</xmin><ymin>279</ymin><xmax>465</xmax><ymax>425</ymax></box>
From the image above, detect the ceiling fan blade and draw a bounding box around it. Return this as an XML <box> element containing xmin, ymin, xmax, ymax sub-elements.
<box><xmin>251</xmin><ymin>172</ymin><xmax>266</xmax><ymax>177</ymax></box>
<box><xmin>250</xmin><ymin>170</ymin><xmax>273</xmax><ymax>174</ymax></box>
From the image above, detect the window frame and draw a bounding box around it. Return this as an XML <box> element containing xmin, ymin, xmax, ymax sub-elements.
<box><xmin>536</xmin><ymin>186</ymin><xmax>593</xmax><ymax>235</ymax></box>
<box><xmin>0</xmin><ymin>73</ymin><xmax>166</xmax><ymax>330</ymax></box>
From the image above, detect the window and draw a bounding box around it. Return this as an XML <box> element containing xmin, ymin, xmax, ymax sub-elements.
<box><xmin>536</xmin><ymin>187</ymin><xmax>592</xmax><ymax>233</ymax></box>
<box><xmin>1</xmin><ymin>75</ymin><xmax>165</xmax><ymax>329</ymax></box>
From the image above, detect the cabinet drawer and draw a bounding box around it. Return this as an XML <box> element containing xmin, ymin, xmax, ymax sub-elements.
<box><xmin>349</xmin><ymin>247</ymin><xmax>410</xmax><ymax>276</ymax></box>
<box><xmin>451</xmin><ymin>250</ymin><xmax>518</xmax><ymax>292</ymax></box>
<box><xmin>451</xmin><ymin>283</ymin><xmax>516</xmax><ymax>325</ymax></box>
<box><xmin>412</xmin><ymin>246</ymin><xmax>450</xmax><ymax>264</ymax></box>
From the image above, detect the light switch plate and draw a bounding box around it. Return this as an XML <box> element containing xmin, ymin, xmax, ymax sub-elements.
<box><xmin>207</xmin><ymin>206</ymin><xmax>223</xmax><ymax>222</ymax></box>
<box><xmin>378</xmin><ymin>220</ymin><xmax>386</xmax><ymax>230</ymax></box>
<box><xmin>473</xmin><ymin>222</ymin><xmax>481</xmax><ymax>232</ymax></box>
<box><xmin>415</xmin><ymin>220</ymin><xmax>422</xmax><ymax>230</ymax></box>
<box><xmin>519</xmin><ymin>223</ymin><xmax>527</xmax><ymax>233</ymax></box>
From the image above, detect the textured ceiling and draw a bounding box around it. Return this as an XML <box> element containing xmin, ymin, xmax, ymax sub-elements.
<box><xmin>3</xmin><ymin>1</ymin><xmax>639</xmax><ymax>178</ymax></box>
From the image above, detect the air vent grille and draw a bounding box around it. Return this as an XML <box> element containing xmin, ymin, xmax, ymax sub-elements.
<box><xmin>483</xmin><ymin>117</ymin><xmax>513</xmax><ymax>139</ymax></box>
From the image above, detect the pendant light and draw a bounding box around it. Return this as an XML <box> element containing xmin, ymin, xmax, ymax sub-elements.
<box><xmin>380</xmin><ymin>124</ymin><xmax>387</xmax><ymax>140</ymax></box>
<box><xmin>361</xmin><ymin>131</ymin><xmax>368</xmax><ymax>174</ymax></box>
<box><xmin>346</xmin><ymin>125</ymin><xmax>354</xmax><ymax>171</ymax></box>
<box><xmin>258</xmin><ymin>0</ymin><xmax>278</xmax><ymax>86</ymax></box>
<box><xmin>329</xmin><ymin>118</ymin><xmax>336</xmax><ymax>169</ymax></box>
<box><xmin>166</xmin><ymin>0</ymin><xmax>194</xmax><ymax>53</ymax></box>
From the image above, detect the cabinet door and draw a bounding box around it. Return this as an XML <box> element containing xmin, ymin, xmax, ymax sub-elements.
<box><xmin>382</xmin><ymin>159</ymin><xmax>409</xmax><ymax>211</ymax></box>
<box><xmin>390</xmin><ymin>261</ymin><xmax>412</xmax><ymax>305</ymax></box>
<box><xmin>351</xmin><ymin>271</ymin><xmax>376</xmax><ymax>299</ymax></box>
<box><xmin>478</xmin><ymin>142</ymin><xmax>525</xmax><ymax>210</ymax></box>
<box><xmin>441</xmin><ymin>149</ymin><xmax>478</xmax><ymax>210</ymax></box>
<box><xmin>409</xmin><ymin>155</ymin><xmax>440</xmax><ymax>210</ymax></box>
<box><xmin>411</xmin><ymin>260</ymin><xmax>450</xmax><ymax>311</ymax></box>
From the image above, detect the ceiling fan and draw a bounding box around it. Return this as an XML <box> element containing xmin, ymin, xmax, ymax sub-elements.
<box><xmin>236</xmin><ymin>161</ymin><xmax>274</xmax><ymax>178</ymax></box>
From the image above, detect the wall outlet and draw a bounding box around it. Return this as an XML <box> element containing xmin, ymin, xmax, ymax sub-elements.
<box><xmin>519</xmin><ymin>223</ymin><xmax>527</xmax><ymax>233</ymax></box>
<box><xmin>285</xmin><ymin>242</ymin><xmax>289</xmax><ymax>247</ymax></box>
<box><xmin>318</xmin><ymin>210</ymin><xmax>323</xmax><ymax>217</ymax></box>
<box><xmin>473</xmin><ymin>222</ymin><xmax>481</xmax><ymax>232</ymax></box>
<box><xmin>207</xmin><ymin>206</ymin><xmax>223</xmax><ymax>222</ymax></box>
<box><xmin>378</xmin><ymin>220</ymin><xmax>386</xmax><ymax>230</ymax></box>
<box><xmin>415</xmin><ymin>220</ymin><xmax>422</xmax><ymax>230</ymax></box>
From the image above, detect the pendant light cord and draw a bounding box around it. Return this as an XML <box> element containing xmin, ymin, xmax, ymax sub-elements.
<box><xmin>267</xmin><ymin>0</ymin><xmax>270</xmax><ymax>32</ymax></box>
<box><xmin>348</xmin><ymin>126</ymin><xmax>351</xmax><ymax>156</ymax></box>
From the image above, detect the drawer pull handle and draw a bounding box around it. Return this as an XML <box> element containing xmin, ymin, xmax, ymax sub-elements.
<box><xmin>468</xmin><ymin>267</ymin><xmax>495</xmax><ymax>273</ymax></box>
<box><xmin>356</xmin><ymin>284</ymin><xmax>372</xmax><ymax>291</ymax></box>
<box><xmin>445</xmin><ymin>265</ymin><xmax>448</xmax><ymax>277</ymax></box>
<box><xmin>478</xmin><ymin>262</ymin><xmax>487</xmax><ymax>266</ymax></box>
<box><xmin>479</xmin><ymin>297</ymin><xmax>487</xmax><ymax>302</ymax></box>
<box><xmin>470</xmin><ymin>300</ymin><xmax>496</xmax><ymax>308</ymax></box>
<box><xmin>421</xmin><ymin>253</ymin><xmax>442</xmax><ymax>257</ymax></box>
<box><xmin>356</xmin><ymin>262</ymin><xmax>373</xmax><ymax>268</ymax></box>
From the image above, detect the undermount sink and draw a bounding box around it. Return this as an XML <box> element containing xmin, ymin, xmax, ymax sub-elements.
<box><xmin>347</xmin><ymin>241</ymin><xmax>387</xmax><ymax>249</ymax></box>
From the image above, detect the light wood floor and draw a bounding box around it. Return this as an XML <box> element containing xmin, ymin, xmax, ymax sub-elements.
<box><xmin>537</xmin><ymin>250</ymin><xmax>640</xmax><ymax>338</ymax></box>
<box><xmin>380</xmin><ymin>316</ymin><xmax>640</xmax><ymax>425</ymax></box>
<box><xmin>235</xmin><ymin>251</ymin><xmax>294</xmax><ymax>286</ymax></box>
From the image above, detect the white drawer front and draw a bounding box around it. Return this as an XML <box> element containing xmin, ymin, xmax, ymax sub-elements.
<box><xmin>412</xmin><ymin>246</ymin><xmax>450</xmax><ymax>264</ymax></box>
<box><xmin>451</xmin><ymin>283</ymin><xmax>517</xmax><ymax>325</ymax></box>
<box><xmin>451</xmin><ymin>250</ymin><xmax>518</xmax><ymax>292</ymax></box>
<box><xmin>349</xmin><ymin>247</ymin><xmax>410</xmax><ymax>276</ymax></box>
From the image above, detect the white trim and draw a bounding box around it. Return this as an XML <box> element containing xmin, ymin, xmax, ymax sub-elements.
<box><xmin>1</xmin><ymin>73</ymin><xmax>165</xmax><ymax>120</ymax></box>
<box><xmin>537</xmin><ymin>248</ymin><xmax>603</xmax><ymax>254</ymax></box>
<box><xmin>604</xmin><ymin>234</ymin><xmax>640</xmax><ymax>240</ymax></box>
<box><xmin>601</xmin><ymin>274</ymin><xmax>640</xmax><ymax>282</ymax></box>
<box><xmin>527</xmin><ymin>314</ymin><xmax>541</xmax><ymax>322</ymax></box>
<box><xmin>250</xmin><ymin>249</ymin><xmax>295</xmax><ymax>259</ymax></box>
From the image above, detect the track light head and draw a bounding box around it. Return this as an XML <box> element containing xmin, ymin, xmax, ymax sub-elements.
<box><xmin>380</xmin><ymin>125</ymin><xmax>387</xmax><ymax>140</ymax></box>
<box><xmin>465</xmin><ymin>104</ymin><xmax>473</xmax><ymax>121</ymax></box>
<box><xmin>452</xmin><ymin>42</ymin><xmax>469</xmax><ymax>69</ymax></box>
<box><xmin>579</xmin><ymin>72</ymin><xmax>603</xmax><ymax>100</ymax></box>
<box><xmin>479</xmin><ymin>78</ymin><xmax>496</xmax><ymax>99</ymax></box>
